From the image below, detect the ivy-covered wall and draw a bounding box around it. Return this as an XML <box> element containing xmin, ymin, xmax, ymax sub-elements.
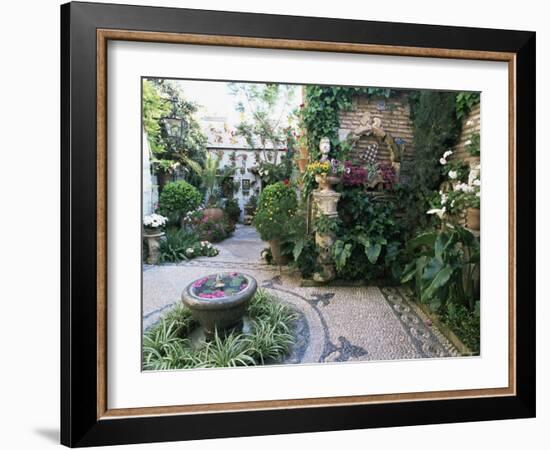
<box><xmin>450</xmin><ymin>102</ymin><xmax>481</xmax><ymax>166</ymax></box>
<box><xmin>338</xmin><ymin>92</ymin><xmax>415</xmax><ymax>169</ymax></box>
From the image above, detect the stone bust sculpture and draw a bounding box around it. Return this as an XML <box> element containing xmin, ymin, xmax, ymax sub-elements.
<box><xmin>319</xmin><ymin>137</ymin><xmax>331</xmax><ymax>162</ymax></box>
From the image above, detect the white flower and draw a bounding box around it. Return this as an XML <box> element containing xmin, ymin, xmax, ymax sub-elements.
<box><xmin>466</xmin><ymin>120</ymin><xmax>474</xmax><ymax>126</ymax></box>
<box><xmin>143</xmin><ymin>213</ymin><xmax>167</xmax><ymax>228</ymax></box>
<box><xmin>450</xmin><ymin>200</ymin><xmax>455</xmax><ymax>207</ymax></box>
<box><xmin>427</xmin><ymin>207</ymin><xmax>446</xmax><ymax>219</ymax></box>
<box><xmin>473</xmin><ymin>179</ymin><xmax>481</xmax><ymax>186</ymax></box>
<box><xmin>186</xmin><ymin>248</ymin><xmax>194</xmax><ymax>254</ymax></box>
<box><xmin>440</xmin><ymin>193</ymin><xmax>448</xmax><ymax>205</ymax></box>
<box><xmin>465</xmin><ymin>139</ymin><xmax>472</xmax><ymax>146</ymax></box>
<box><xmin>443</xmin><ymin>150</ymin><xmax>453</xmax><ymax>159</ymax></box>
<box><xmin>439</xmin><ymin>158</ymin><xmax>447</xmax><ymax>165</ymax></box>
<box><xmin>448</xmin><ymin>170</ymin><xmax>458</xmax><ymax>179</ymax></box>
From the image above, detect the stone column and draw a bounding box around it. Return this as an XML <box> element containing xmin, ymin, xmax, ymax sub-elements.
<box><xmin>312</xmin><ymin>181</ymin><xmax>341</xmax><ymax>283</ymax></box>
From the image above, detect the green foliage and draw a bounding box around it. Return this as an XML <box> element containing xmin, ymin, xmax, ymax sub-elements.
<box><xmin>253</xmin><ymin>182</ymin><xmax>298</xmax><ymax>241</ymax></box>
<box><xmin>441</xmin><ymin>301</ymin><xmax>480</xmax><ymax>353</ymax></box>
<box><xmin>193</xmin><ymin>216</ymin><xmax>232</xmax><ymax>243</ymax></box>
<box><xmin>455</xmin><ymin>92</ymin><xmax>480</xmax><ymax>121</ymax></box>
<box><xmin>158</xmin><ymin>228</ymin><xmax>219</xmax><ymax>263</ymax></box>
<box><xmin>257</xmin><ymin>158</ymin><xmax>293</xmax><ymax>186</ymax></box>
<box><xmin>302</xmin><ymin>86</ymin><xmax>396</xmax><ymax>159</ymax></box>
<box><xmin>142</xmin><ymin>289</ymin><xmax>296</xmax><ymax>370</ymax></box>
<box><xmin>333</xmin><ymin>191</ymin><xmax>404</xmax><ymax>280</ymax></box>
<box><xmin>401</xmin><ymin>225</ymin><xmax>480</xmax><ymax>313</ymax></box>
<box><xmin>229</xmin><ymin>83</ymin><xmax>296</xmax><ymax>155</ymax></box>
<box><xmin>202</xmin><ymin>153</ymin><xmax>220</xmax><ymax>205</ymax></box>
<box><xmin>466</xmin><ymin>132</ymin><xmax>480</xmax><ymax>157</ymax></box>
<box><xmin>223</xmin><ymin>198</ymin><xmax>241</xmax><ymax>224</ymax></box>
<box><xmin>396</xmin><ymin>90</ymin><xmax>462</xmax><ymax>234</ymax></box>
<box><xmin>142</xmin><ymin>79</ymin><xmax>208</xmax><ymax>186</ymax></box>
<box><xmin>313</xmin><ymin>214</ymin><xmax>341</xmax><ymax>235</ymax></box>
<box><xmin>282</xmin><ymin>206</ymin><xmax>318</xmax><ymax>278</ymax></box>
<box><xmin>142</xmin><ymin>79</ymin><xmax>171</xmax><ymax>154</ymax></box>
<box><xmin>158</xmin><ymin>180</ymin><xmax>202</xmax><ymax>220</ymax></box>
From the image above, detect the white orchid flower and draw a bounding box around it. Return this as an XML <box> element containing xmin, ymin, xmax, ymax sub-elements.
<box><xmin>427</xmin><ymin>207</ymin><xmax>446</xmax><ymax>219</ymax></box>
<box><xmin>448</xmin><ymin>170</ymin><xmax>458</xmax><ymax>179</ymax></box>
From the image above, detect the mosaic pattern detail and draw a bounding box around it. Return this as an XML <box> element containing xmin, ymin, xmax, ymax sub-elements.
<box><xmin>361</xmin><ymin>142</ymin><xmax>379</xmax><ymax>164</ymax></box>
<box><xmin>380</xmin><ymin>286</ymin><xmax>457</xmax><ymax>358</ymax></box>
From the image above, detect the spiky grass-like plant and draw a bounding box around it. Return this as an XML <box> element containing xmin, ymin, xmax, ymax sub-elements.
<box><xmin>142</xmin><ymin>289</ymin><xmax>296</xmax><ymax>370</ymax></box>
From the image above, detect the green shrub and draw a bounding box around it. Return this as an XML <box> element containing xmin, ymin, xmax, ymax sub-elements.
<box><xmin>441</xmin><ymin>301</ymin><xmax>480</xmax><ymax>354</ymax></box>
<box><xmin>159</xmin><ymin>228</ymin><xmax>218</xmax><ymax>263</ymax></box>
<box><xmin>159</xmin><ymin>181</ymin><xmax>202</xmax><ymax>221</ymax></box>
<box><xmin>253</xmin><ymin>182</ymin><xmax>297</xmax><ymax>241</ymax></box>
<box><xmin>223</xmin><ymin>198</ymin><xmax>241</xmax><ymax>224</ymax></box>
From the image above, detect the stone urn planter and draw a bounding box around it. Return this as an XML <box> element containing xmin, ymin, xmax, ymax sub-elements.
<box><xmin>143</xmin><ymin>228</ymin><xmax>165</xmax><ymax>264</ymax></box>
<box><xmin>268</xmin><ymin>239</ymin><xmax>290</xmax><ymax>266</ymax></box>
<box><xmin>314</xmin><ymin>174</ymin><xmax>341</xmax><ymax>193</ymax></box>
<box><xmin>466</xmin><ymin>207</ymin><xmax>480</xmax><ymax>231</ymax></box>
<box><xmin>182</xmin><ymin>273</ymin><xmax>257</xmax><ymax>339</ymax></box>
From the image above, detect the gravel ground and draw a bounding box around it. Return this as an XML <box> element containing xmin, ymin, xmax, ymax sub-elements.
<box><xmin>143</xmin><ymin>225</ymin><xmax>457</xmax><ymax>364</ymax></box>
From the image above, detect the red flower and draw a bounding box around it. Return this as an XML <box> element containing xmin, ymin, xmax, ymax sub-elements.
<box><xmin>283</xmin><ymin>179</ymin><xmax>290</xmax><ymax>186</ymax></box>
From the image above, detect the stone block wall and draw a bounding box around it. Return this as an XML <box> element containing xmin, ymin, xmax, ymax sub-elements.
<box><xmin>338</xmin><ymin>92</ymin><xmax>415</xmax><ymax>167</ymax></box>
<box><xmin>450</xmin><ymin>102</ymin><xmax>481</xmax><ymax>166</ymax></box>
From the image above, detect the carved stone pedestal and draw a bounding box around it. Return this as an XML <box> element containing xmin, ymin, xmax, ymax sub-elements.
<box><xmin>313</xmin><ymin>232</ymin><xmax>336</xmax><ymax>282</ymax></box>
<box><xmin>312</xmin><ymin>188</ymin><xmax>341</xmax><ymax>283</ymax></box>
<box><xmin>144</xmin><ymin>230</ymin><xmax>165</xmax><ymax>265</ymax></box>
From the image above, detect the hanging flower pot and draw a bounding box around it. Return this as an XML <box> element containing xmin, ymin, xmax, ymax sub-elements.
<box><xmin>296</xmin><ymin>158</ymin><xmax>308</xmax><ymax>173</ymax></box>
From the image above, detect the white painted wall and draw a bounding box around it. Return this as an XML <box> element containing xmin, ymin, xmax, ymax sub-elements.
<box><xmin>142</xmin><ymin>130</ymin><xmax>158</xmax><ymax>216</ymax></box>
<box><xmin>208</xmin><ymin>148</ymin><xmax>286</xmax><ymax>219</ymax></box>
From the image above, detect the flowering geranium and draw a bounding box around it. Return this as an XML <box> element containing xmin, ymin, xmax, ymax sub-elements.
<box><xmin>378</xmin><ymin>163</ymin><xmax>396</xmax><ymax>187</ymax></box>
<box><xmin>342</xmin><ymin>161</ymin><xmax>367</xmax><ymax>186</ymax></box>
<box><xmin>143</xmin><ymin>213</ymin><xmax>168</xmax><ymax>229</ymax></box>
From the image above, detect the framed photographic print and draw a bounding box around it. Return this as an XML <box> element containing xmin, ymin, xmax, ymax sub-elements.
<box><xmin>61</xmin><ymin>1</ymin><xmax>536</xmax><ymax>447</ymax></box>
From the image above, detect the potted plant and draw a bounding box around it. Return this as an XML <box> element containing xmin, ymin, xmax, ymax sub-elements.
<box><xmin>294</xmin><ymin>131</ymin><xmax>309</xmax><ymax>173</ymax></box>
<box><xmin>202</xmin><ymin>154</ymin><xmax>224</xmax><ymax>220</ymax></box>
<box><xmin>143</xmin><ymin>213</ymin><xmax>168</xmax><ymax>264</ymax></box>
<box><xmin>253</xmin><ymin>182</ymin><xmax>298</xmax><ymax>265</ymax></box>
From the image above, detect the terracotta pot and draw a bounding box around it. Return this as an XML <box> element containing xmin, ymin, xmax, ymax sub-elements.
<box><xmin>268</xmin><ymin>239</ymin><xmax>289</xmax><ymax>266</ymax></box>
<box><xmin>466</xmin><ymin>207</ymin><xmax>480</xmax><ymax>231</ymax></box>
<box><xmin>202</xmin><ymin>208</ymin><xmax>224</xmax><ymax>221</ymax></box>
<box><xmin>296</xmin><ymin>158</ymin><xmax>308</xmax><ymax>173</ymax></box>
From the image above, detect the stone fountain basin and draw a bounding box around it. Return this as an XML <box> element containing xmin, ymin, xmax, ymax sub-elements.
<box><xmin>181</xmin><ymin>273</ymin><xmax>257</xmax><ymax>338</ymax></box>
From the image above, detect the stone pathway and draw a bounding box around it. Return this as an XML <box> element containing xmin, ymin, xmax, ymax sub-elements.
<box><xmin>143</xmin><ymin>225</ymin><xmax>459</xmax><ymax>364</ymax></box>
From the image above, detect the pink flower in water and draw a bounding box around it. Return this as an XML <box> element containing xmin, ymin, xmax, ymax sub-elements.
<box><xmin>192</xmin><ymin>277</ymin><xmax>209</xmax><ymax>288</ymax></box>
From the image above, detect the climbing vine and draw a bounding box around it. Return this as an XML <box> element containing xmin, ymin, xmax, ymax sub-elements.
<box><xmin>301</xmin><ymin>86</ymin><xmax>396</xmax><ymax>160</ymax></box>
<box><xmin>455</xmin><ymin>92</ymin><xmax>480</xmax><ymax>121</ymax></box>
